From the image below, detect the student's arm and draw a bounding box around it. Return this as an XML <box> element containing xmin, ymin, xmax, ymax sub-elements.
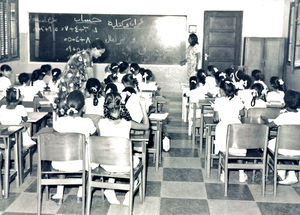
<box><xmin>213</xmin><ymin>111</ymin><xmax>219</xmax><ymax>123</ymax></box>
<box><xmin>131</xmin><ymin>100</ymin><xmax>149</xmax><ymax>130</ymax></box>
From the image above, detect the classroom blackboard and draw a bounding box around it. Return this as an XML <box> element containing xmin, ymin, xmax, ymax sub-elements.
<box><xmin>29</xmin><ymin>13</ymin><xmax>187</xmax><ymax>64</ymax></box>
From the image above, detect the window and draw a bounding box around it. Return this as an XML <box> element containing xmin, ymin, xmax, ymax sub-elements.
<box><xmin>0</xmin><ymin>0</ymin><xmax>19</xmax><ymax>62</ymax></box>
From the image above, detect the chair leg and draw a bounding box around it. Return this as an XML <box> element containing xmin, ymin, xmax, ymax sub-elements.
<box><xmin>129</xmin><ymin>183</ymin><xmax>134</xmax><ymax>215</ymax></box>
<box><xmin>224</xmin><ymin>167</ymin><xmax>229</xmax><ymax>197</ymax></box>
<box><xmin>139</xmin><ymin>172</ymin><xmax>143</xmax><ymax>202</ymax></box>
<box><xmin>252</xmin><ymin>160</ymin><xmax>257</xmax><ymax>182</ymax></box>
<box><xmin>0</xmin><ymin>153</ymin><xmax>2</xmax><ymax>199</ymax></box>
<box><xmin>86</xmin><ymin>181</ymin><xmax>92</xmax><ymax>215</ymax></box>
<box><xmin>82</xmin><ymin>180</ymin><xmax>85</xmax><ymax>215</ymax></box>
<box><xmin>37</xmin><ymin>182</ymin><xmax>42</xmax><ymax>215</ymax></box>
<box><xmin>274</xmin><ymin>166</ymin><xmax>277</xmax><ymax>197</ymax></box>
<box><xmin>262</xmin><ymin>166</ymin><xmax>266</xmax><ymax>197</ymax></box>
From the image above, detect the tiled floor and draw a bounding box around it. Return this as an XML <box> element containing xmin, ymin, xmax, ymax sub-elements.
<box><xmin>2</xmin><ymin>100</ymin><xmax>300</xmax><ymax>214</ymax></box>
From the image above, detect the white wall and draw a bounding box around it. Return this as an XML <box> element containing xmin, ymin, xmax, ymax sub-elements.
<box><xmin>8</xmin><ymin>0</ymin><xmax>289</xmax><ymax>95</ymax></box>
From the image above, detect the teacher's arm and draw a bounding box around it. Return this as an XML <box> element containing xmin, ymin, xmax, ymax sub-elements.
<box><xmin>195</xmin><ymin>52</ymin><xmax>201</xmax><ymax>70</ymax></box>
<box><xmin>86</xmin><ymin>67</ymin><xmax>94</xmax><ymax>79</ymax></box>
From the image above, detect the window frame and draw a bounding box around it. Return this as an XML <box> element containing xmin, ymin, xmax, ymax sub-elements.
<box><xmin>0</xmin><ymin>0</ymin><xmax>19</xmax><ymax>63</ymax></box>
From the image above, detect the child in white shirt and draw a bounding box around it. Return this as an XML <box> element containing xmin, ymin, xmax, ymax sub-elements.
<box><xmin>0</xmin><ymin>87</ymin><xmax>36</xmax><ymax>147</ymax></box>
<box><xmin>32</xmin><ymin>69</ymin><xmax>46</xmax><ymax>92</ymax></box>
<box><xmin>213</xmin><ymin>80</ymin><xmax>247</xmax><ymax>182</ymax></box>
<box><xmin>0</xmin><ymin>64</ymin><xmax>12</xmax><ymax>92</ymax></box>
<box><xmin>265</xmin><ymin>90</ymin><xmax>300</xmax><ymax>185</ymax></box>
<box><xmin>51</xmin><ymin>90</ymin><xmax>96</xmax><ymax>202</ymax></box>
<box><xmin>130</xmin><ymin>63</ymin><xmax>143</xmax><ymax>85</ymax></box>
<box><xmin>237</xmin><ymin>74</ymin><xmax>254</xmax><ymax>109</ymax></box>
<box><xmin>98</xmin><ymin>91</ymin><xmax>149</xmax><ymax>205</ymax></box>
<box><xmin>250</xmin><ymin>83</ymin><xmax>267</xmax><ymax>108</ymax></box>
<box><xmin>117</xmin><ymin>61</ymin><xmax>129</xmax><ymax>83</ymax></box>
<box><xmin>251</xmin><ymin>69</ymin><xmax>268</xmax><ymax>96</ymax></box>
<box><xmin>17</xmin><ymin>73</ymin><xmax>39</xmax><ymax>102</ymax></box>
<box><xmin>84</xmin><ymin>78</ymin><xmax>105</xmax><ymax>117</ymax></box>
<box><xmin>266</xmin><ymin>76</ymin><xmax>285</xmax><ymax>106</ymax></box>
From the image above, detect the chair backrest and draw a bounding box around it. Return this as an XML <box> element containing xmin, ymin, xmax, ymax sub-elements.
<box><xmin>88</xmin><ymin>136</ymin><xmax>132</xmax><ymax>167</ymax></box>
<box><xmin>37</xmin><ymin>132</ymin><xmax>85</xmax><ymax>161</ymax></box>
<box><xmin>276</xmin><ymin>125</ymin><xmax>300</xmax><ymax>150</ymax></box>
<box><xmin>247</xmin><ymin>107</ymin><xmax>281</xmax><ymax>120</ymax></box>
<box><xmin>226</xmin><ymin>124</ymin><xmax>269</xmax><ymax>149</ymax></box>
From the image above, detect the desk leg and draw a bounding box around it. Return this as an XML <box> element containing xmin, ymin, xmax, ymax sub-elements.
<box><xmin>14</xmin><ymin>133</ymin><xmax>20</xmax><ymax>188</ymax></box>
<box><xmin>155</xmin><ymin>121</ymin><xmax>162</xmax><ymax>172</ymax></box>
<box><xmin>4</xmin><ymin>137</ymin><xmax>10</xmax><ymax>199</ymax></box>
<box><xmin>17</xmin><ymin>132</ymin><xmax>23</xmax><ymax>185</ymax></box>
<box><xmin>206</xmin><ymin>126</ymin><xmax>211</xmax><ymax>178</ymax></box>
<box><xmin>142</xmin><ymin>141</ymin><xmax>147</xmax><ymax>201</ymax></box>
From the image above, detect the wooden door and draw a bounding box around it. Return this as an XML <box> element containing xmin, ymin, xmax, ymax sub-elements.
<box><xmin>243</xmin><ymin>37</ymin><xmax>286</xmax><ymax>87</ymax></box>
<box><xmin>203</xmin><ymin>11</ymin><xmax>243</xmax><ymax>72</ymax></box>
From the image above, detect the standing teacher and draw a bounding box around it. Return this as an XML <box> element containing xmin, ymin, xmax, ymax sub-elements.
<box><xmin>180</xmin><ymin>33</ymin><xmax>201</xmax><ymax>82</ymax></box>
<box><xmin>54</xmin><ymin>39</ymin><xmax>106</xmax><ymax>116</ymax></box>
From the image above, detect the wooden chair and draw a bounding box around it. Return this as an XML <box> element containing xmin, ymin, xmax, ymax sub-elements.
<box><xmin>0</xmin><ymin>152</ymin><xmax>3</xmax><ymax>199</ymax></box>
<box><xmin>267</xmin><ymin>125</ymin><xmax>300</xmax><ymax>196</ymax></box>
<box><xmin>37</xmin><ymin>132</ymin><xmax>86</xmax><ymax>215</ymax></box>
<box><xmin>242</xmin><ymin>107</ymin><xmax>281</xmax><ymax>124</ymax></box>
<box><xmin>218</xmin><ymin>124</ymin><xmax>269</xmax><ymax>196</ymax></box>
<box><xmin>192</xmin><ymin>98</ymin><xmax>214</xmax><ymax>156</ymax></box>
<box><xmin>86</xmin><ymin>136</ymin><xmax>144</xmax><ymax>215</ymax></box>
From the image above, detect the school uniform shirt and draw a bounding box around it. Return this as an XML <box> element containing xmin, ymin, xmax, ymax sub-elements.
<box><xmin>117</xmin><ymin>73</ymin><xmax>126</xmax><ymax>83</ymax></box>
<box><xmin>98</xmin><ymin>118</ymin><xmax>139</xmax><ymax>172</ymax></box>
<box><xmin>237</xmin><ymin>89</ymin><xmax>253</xmax><ymax>109</ymax></box>
<box><xmin>253</xmin><ymin>80</ymin><xmax>268</xmax><ymax>95</ymax></box>
<box><xmin>0</xmin><ymin>76</ymin><xmax>11</xmax><ymax>91</ymax></box>
<box><xmin>266</xmin><ymin>90</ymin><xmax>285</xmax><ymax>105</ymax></box>
<box><xmin>205</xmin><ymin>76</ymin><xmax>219</xmax><ymax>96</ymax></box>
<box><xmin>84</xmin><ymin>96</ymin><xmax>105</xmax><ymax>116</ymax></box>
<box><xmin>52</xmin><ymin>116</ymin><xmax>97</xmax><ymax>172</ymax></box>
<box><xmin>115</xmin><ymin>82</ymin><xmax>125</xmax><ymax>93</ymax></box>
<box><xmin>133</xmin><ymin>73</ymin><xmax>143</xmax><ymax>85</ymax></box>
<box><xmin>17</xmin><ymin>85</ymin><xmax>38</xmax><ymax>102</ymax></box>
<box><xmin>33</xmin><ymin>80</ymin><xmax>46</xmax><ymax>92</ymax></box>
<box><xmin>214</xmin><ymin>96</ymin><xmax>246</xmax><ymax>155</ymax></box>
<box><xmin>268</xmin><ymin>109</ymin><xmax>300</xmax><ymax>156</ymax></box>
<box><xmin>0</xmin><ymin>105</ymin><xmax>35</xmax><ymax>147</ymax></box>
<box><xmin>186</xmin><ymin>85</ymin><xmax>209</xmax><ymax>121</ymax></box>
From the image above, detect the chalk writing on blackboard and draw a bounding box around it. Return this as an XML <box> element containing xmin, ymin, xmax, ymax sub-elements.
<box><xmin>29</xmin><ymin>13</ymin><xmax>187</xmax><ymax>64</ymax></box>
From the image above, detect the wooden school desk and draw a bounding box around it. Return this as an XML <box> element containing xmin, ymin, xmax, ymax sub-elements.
<box><xmin>0</xmin><ymin>125</ymin><xmax>24</xmax><ymax>199</ymax></box>
<box><xmin>149</xmin><ymin>113</ymin><xmax>168</xmax><ymax>171</ymax></box>
<box><xmin>27</xmin><ymin>112</ymin><xmax>49</xmax><ymax>136</ymax></box>
<box><xmin>130</xmin><ymin>129</ymin><xmax>150</xmax><ymax>199</ymax></box>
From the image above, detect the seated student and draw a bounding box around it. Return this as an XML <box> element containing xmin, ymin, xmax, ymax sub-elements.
<box><xmin>232</xmin><ymin>69</ymin><xmax>246</xmax><ymax>90</ymax></box>
<box><xmin>185</xmin><ymin>74</ymin><xmax>208</xmax><ymax>135</ymax></box>
<box><xmin>121</xmin><ymin>86</ymin><xmax>143</xmax><ymax>123</ymax></box>
<box><xmin>266</xmin><ymin>76</ymin><xmax>286</xmax><ymax>106</ymax></box>
<box><xmin>32</xmin><ymin>69</ymin><xmax>46</xmax><ymax>92</ymax></box>
<box><xmin>17</xmin><ymin>73</ymin><xmax>39</xmax><ymax>111</ymax></box>
<box><xmin>105</xmin><ymin>82</ymin><xmax>118</xmax><ymax>95</ymax></box>
<box><xmin>205</xmin><ymin>65</ymin><xmax>219</xmax><ymax>97</ymax></box>
<box><xmin>105</xmin><ymin>73</ymin><xmax>124</xmax><ymax>93</ymax></box>
<box><xmin>237</xmin><ymin>74</ymin><xmax>254</xmax><ymax>109</ymax></box>
<box><xmin>97</xmin><ymin>91</ymin><xmax>149</xmax><ymax>205</ymax></box>
<box><xmin>139</xmin><ymin>69</ymin><xmax>157</xmax><ymax>91</ymax></box>
<box><xmin>249</xmin><ymin>82</ymin><xmax>267</xmax><ymax>108</ymax></box>
<box><xmin>51</xmin><ymin>90</ymin><xmax>96</xmax><ymax>203</ymax></box>
<box><xmin>0</xmin><ymin>87</ymin><xmax>36</xmax><ymax>147</ymax></box>
<box><xmin>0</xmin><ymin>64</ymin><xmax>12</xmax><ymax>91</ymax></box>
<box><xmin>265</xmin><ymin>90</ymin><xmax>300</xmax><ymax>184</ymax></box>
<box><xmin>84</xmin><ymin>78</ymin><xmax>105</xmax><ymax>117</ymax></box>
<box><xmin>48</xmin><ymin>68</ymin><xmax>61</xmax><ymax>92</ymax></box>
<box><xmin>122</xmin><ymin>73</ymin><xmax>139</xmax><ymax>92</ymax></box>
<box><xmin>117</xmin><ymin>61</ymin><xmax>129</xmax><ymax>83</ymax></box>
<box><xmin>251</xmin><ymin>69</ymin><xmax>268</xmax><ymax>96</ymax></box>
<box><xmin>212</xmin><ymin>80</ymin><xmax>247</xmax><ymax>183</ymax></box>
<box><xmin>130</xmin><ymin>63</ymin><xmax>143</xmax><ymax>84</ymax></box>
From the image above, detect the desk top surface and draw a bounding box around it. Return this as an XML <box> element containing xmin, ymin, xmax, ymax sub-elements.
<box><xmin>0</xmin><ymin>125</ymin><xmax>24</xmax><ymax>136</ymax></box>
<box><xmin>27</xmin><ymin>112</ymin><xmax>49</xmax><ymax>123</ymax></box>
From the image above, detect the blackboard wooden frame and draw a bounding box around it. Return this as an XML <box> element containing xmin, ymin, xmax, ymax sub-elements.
<box><xmin>29</xmin><ymin>13</ymin><xmax>187</xmax><ymax>65</ymax></box>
